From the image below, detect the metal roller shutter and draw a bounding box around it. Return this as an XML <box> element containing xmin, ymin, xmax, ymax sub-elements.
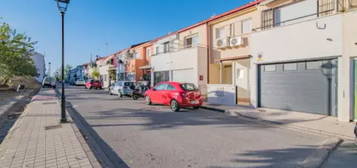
<box><xmin>258</xmin><ymin>59</ymin><xmax>337</xmax><ymax>116</ymax></box>
<box><xmin>172</xmin><ymin>69</ymin><xmax>195</xmax><ymax>84</ymax></box>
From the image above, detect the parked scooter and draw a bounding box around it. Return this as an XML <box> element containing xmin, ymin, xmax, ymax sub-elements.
<box><xmin>132</xmin><ymin>83</ymin><xmax>150</xmax><ymax>100</ymax></box>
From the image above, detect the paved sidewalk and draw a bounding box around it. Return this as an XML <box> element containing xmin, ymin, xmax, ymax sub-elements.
<box><xmin>0</xmin><ymin>89</ymin><xmax>32</xmax><ymax>118</ymax></box>
<box><xmin>0</xmin><ymin>89</ymin><xmax>94</xmax><ymax>168</ymax></box>
<box><xmin>202</xmin><ymin>103</ymin><xmax>356</xmax><ymax>140</ymax></box>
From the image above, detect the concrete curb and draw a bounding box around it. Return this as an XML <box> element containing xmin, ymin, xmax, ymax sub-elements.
<box><xmin>298</xmin><ymin>138</ymin><xmax>343</xmax><ymax>168</ymax></box>
<box><xmin>70</xmin><ymin>116</ymin><xmax>102</xmax><ymax>168</ymax></box>
<box><xmin>200</xmin><ymin>106</ymin><xmax>226</xmax><ymax>113</ymax></box>
<box><xmin>201</xmin><ymin>105</ymin><xmax>356</xmax><ymax>141</ymax></box>
<box><xmin>54</xmin><ymin>88</ymin><xmax>103</xmax><ymax>168</ymax></box>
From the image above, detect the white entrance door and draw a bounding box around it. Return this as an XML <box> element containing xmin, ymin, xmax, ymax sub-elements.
<box><xmin>235</xmin><ymin>61</ymin><xmax>250</xmax><ymax>105</ymax></box>
<box><xmin>235</xmin><ymin>64</ymin><xmax>248</xmax><ymax>90</ymax></box>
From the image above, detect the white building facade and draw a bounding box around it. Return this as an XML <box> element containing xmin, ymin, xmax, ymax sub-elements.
<box><xmin>150</xmin><ymin>29</ymin><xmax>208</xmax><ymax>94</ymax></box>
<box><xmin>31</xmin><ymin>52</ymin><xmax>46</xmax><ymax>82</ymax></box>
<box><xmin>250</xmin><ymin>0</ymin><xmax>357</xmax><ymax>121</ymax></box>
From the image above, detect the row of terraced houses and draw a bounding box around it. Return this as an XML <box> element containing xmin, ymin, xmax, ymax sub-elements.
<box><xmin>70</xmin><ymin>0</ymin><xmax>357</xmax><ymax>122</ymax></box>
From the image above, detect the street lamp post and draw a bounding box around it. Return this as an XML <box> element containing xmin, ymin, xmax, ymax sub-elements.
<box><xmin>56</xmin><ymin>0</ymin><xmax>70</xmax><ymax>123</ymax></box>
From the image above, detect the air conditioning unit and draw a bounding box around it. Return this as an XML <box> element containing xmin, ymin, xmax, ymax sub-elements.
<box><xmin>216</xmin><ymin>37</ymin><xmax>229</xmax><ymax>49</ymax></box>
<box><xmin>229</xmin><ymin>36</ymin><xmax>243</xmax><ymax>47</ymax></box>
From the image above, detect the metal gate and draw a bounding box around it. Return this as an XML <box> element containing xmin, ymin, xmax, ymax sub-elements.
<box><xmin>258</xmin><ymin>59</ymin><xmax>337</xmax><ymax>116</ymax></box>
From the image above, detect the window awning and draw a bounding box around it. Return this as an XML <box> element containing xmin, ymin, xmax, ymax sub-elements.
<box><xmin>219</xmin><ymin>55</ymin><xmax>252</xmax><ymax>62</ymax></box>
<box><xmin>139</xmin><ymin>65</ymin><xmax>151</xmax><ymax>70</ymax></box>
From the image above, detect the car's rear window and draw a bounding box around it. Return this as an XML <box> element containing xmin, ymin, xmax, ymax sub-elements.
<box><xmin>180</xmin><ymin>83</ymin><xmax>197</xmax><ymax>91</ymax></box>
<box><xmin>124</xmin><ymin>82</ymin><xmax>134</xmax><ymax>87</ymax></box>
<box><xmin>45</xmin><ymin>77</ymin><xmax>54</xmax><ymax>82</ymax></box>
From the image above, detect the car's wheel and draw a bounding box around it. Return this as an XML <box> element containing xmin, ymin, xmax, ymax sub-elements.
<box><xmin>89</xmin><ymin>86</ymin><xmax>92</xmax><ymax>89</ymax></box>
<box><xmin>170</xmin><ymin>100</ymin><xmax>180</xmax><ymax>112</ymax></box>
<box><xmin>193</xmin><ymin>106</ymin><xmax>200</xmax><ymax>110</ymax></box>
<box><xmin>117</xmin><ymin>91</ymin><xmax>122</xmax><ymax>98</ymax></box>
<box><xmin>145</xmin><ymin>96</ymin><xmax>152</xmax><ymax>105</ymax></box>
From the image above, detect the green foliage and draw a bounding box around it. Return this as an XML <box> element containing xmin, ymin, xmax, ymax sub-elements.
<box><xmin>0</xmin><ymin>22</ymin><xmax>37</xmax><ymax>85</ymax></box>
<box><xmin>91</xmin><ymin>70</ymin><xmax>100</xmax><ymax>80</ymax></box>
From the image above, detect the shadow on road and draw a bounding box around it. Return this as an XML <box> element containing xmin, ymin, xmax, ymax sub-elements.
<box><xmin>208</xmin><ymin>146</ymin><xmax>319</xmax><ymax>168</ymax></box>
<box><xmin>66</xmin><ymin>101</ymin><xmax>130</xmax><ymax>168</ymax></box>
<box><xmin>56</xmin><ymin>87</ymin><xmax>130</xmax><ymax>168</ymax></box>
<box><xmin>83</xmin><ymin>106</ymin><xmax>271</xmax><ymax>131</ymax></box>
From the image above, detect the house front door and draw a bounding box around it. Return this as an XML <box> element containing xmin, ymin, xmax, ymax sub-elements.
<box><xmin>235</xmin><ymin>59</ymin><xmax>250</xmax><ymax>106</ymax></box>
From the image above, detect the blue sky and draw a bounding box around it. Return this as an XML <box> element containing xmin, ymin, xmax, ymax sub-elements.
<box><xmin>0</xmin><ymin>0</ymin><xmax>252</xmax><ymax>71</ymax></box>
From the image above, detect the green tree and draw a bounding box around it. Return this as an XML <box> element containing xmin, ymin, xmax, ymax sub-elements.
<box><xmin>91</xmin><ymin>70</ymin><xmax>100</xmax><ymax>80</ymax></box>
<box><xmin>0</xmin><ymin>22</ymin><xmax>37</xmax><ymax>86</ymax></box>
<box><xmin>54</xmin><ymin>64</ymin><xmax>73</xmax><ymax>81</ymax></box>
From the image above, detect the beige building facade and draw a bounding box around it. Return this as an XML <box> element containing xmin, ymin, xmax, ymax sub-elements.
<box><xmin>207</xmin><ymin>2</ymin><xmax>262</xmax><ymax>106</ymax></box>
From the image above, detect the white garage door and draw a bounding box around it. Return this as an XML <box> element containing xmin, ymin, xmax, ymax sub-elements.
<box><xmin>172</xmin><ymin>69</ymin><xmax>195</xmax><ymax>84</ymax></box>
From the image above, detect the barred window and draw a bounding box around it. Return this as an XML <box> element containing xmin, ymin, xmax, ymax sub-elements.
<box><xmin>318</xmin><ymin>0</ymin><xmax>335</xmax><ymax>16</ymax></box>
<box><xmin>261</xmin><ymin>9</ymin><xmax>274</xmax><ymax>30</ymax></box>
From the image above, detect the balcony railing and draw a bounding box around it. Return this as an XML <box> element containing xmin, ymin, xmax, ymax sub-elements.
<box><xmin>152</xmin><ymin>43</ymin><xmax>206</xmax><ymax>56</ymax></box>
<box><xmin>258</xmin><ymin>0</ymin><xmax>340</xmax><ymax>31</ymax></box>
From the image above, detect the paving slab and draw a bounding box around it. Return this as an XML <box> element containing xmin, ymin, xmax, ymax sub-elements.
<box><xmin>202</xmin><ymin>103</ymin><xmax>356</xmax><ymax>140</ymax></box>
<box><xmin>0</xmin><ymin>89</ymin><xmax>95</xmax><ymax>168</ymax></box>
<box><xmin>323</xmin><ymin>141</ymin><xmax>357</xmax><ymax>168</ymax></box>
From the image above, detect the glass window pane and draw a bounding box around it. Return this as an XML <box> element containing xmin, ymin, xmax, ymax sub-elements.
<box><xmin>167</xmin><ymin>84</ymin><xmax>176</xmax><ymax>90</ymax></box>
<box><xmin>306</xmin><ymin>61</ymin><xmax>322</xmax><ymax>70</ymax></box>
<box><xmin>242</xmin><ymin>19</ymin><xmax>252</xmax><ymax>34</ymax></box>
<box><xmin>284</xmin><ymin>63</ymin><xmax>297</xmax><ymax>71</ymax></box>
<box><xmin>216</xmin><ymin>27</ymin><xmax>225</xmax><ymax>39</ymax></box>
<box><xmin>264</xmin><ymin>65</ymin><xmax>276</xmax><ymax>72</ymax></box>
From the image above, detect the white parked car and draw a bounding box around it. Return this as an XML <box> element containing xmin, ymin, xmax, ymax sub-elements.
<box><xmin>109</xmin><ymin>81</ymin><xmax>135</xmax><ymax>97</ymax></box>
<box><xmin>75</xmin><ymin>79</ymin><xmax>86</xmax><ymax>86</ymax></box>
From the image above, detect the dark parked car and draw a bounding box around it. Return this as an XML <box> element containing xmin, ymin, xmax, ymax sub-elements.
<box><xmin>42</xmin><ymin>77</ymin><xmax>56</xmax><ymax>88</ymax></box>
<box><xmin>132</xmin><ymin>84</ymin><xmax>150</xmax><ymax>100</ymax></box>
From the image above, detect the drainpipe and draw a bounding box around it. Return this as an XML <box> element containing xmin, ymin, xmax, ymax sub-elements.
<box><xmin>219</xmin><ymin>62</ymin><xmax>223</xmax><ymax>84</ymax></box>
<box><xmin>206</xmin><ymin>22</ymin><xmax>211</xmax><ymax>84</ymax></box>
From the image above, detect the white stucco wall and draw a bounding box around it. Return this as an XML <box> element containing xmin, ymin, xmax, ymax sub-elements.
<box><xmin>151</xmin><ymin>47</ymin><xmax>207</xmax><ymax>87</ymax></box>
<box><xmin>250</xmin><ymin>14</ymin><xmax>350</xmax><ymax>121</ymax></box>
<box><xmin>31</xmin><ymin>52</ymin><xmax>46</xmax><ymax>82</ymax></box>
<box><xmin>153</xmin><ymin>34</ymin><xmax>178</xmax><ymax>55</ymax></box>
<box><xmin>251</xmin><ymin>15</ymin><xmax>343</xmax><ymax>63</ymax></box>
<box><xmin>340</xmin><ymin>10</ymin><xmax>357</xmax><ymax>121</ymax></box>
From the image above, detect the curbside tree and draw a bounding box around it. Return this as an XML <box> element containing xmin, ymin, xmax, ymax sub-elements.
<box><xmin>0</xmin><ymin>22</ymin><xmax>37</xmax><ymax>86</ymax></box>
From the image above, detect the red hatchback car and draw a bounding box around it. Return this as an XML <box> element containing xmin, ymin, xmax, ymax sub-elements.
<box><xmin>145</xmin><ymin>82</ymin><xmax>203</xmax><ymax>112</ymax></box>
<box><xmin>85</xmin><ymin>79</ymin><xmax>103</xmax><ymax>89</ymax></box>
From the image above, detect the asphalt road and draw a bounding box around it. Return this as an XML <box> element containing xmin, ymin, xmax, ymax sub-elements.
<box><xmin>65</xmin><ymin>85</ymin><xmax>328</xmax><ymax>168</ymax></box>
